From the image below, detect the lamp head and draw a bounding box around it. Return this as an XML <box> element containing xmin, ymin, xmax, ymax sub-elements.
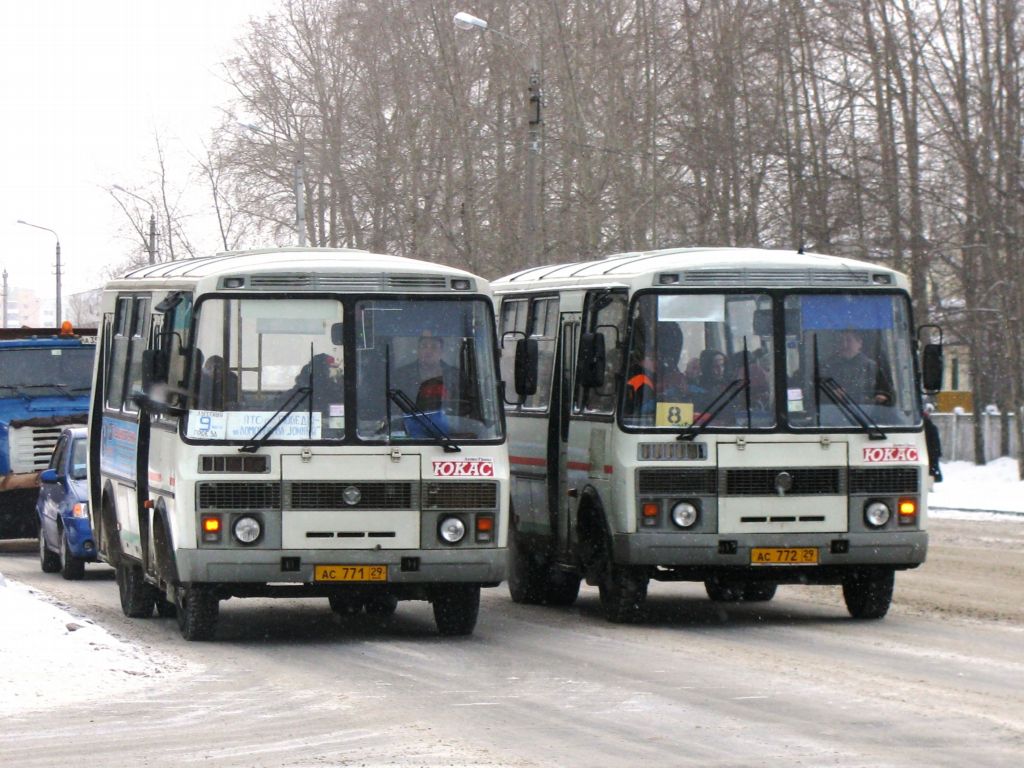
<box><xmin>454</xmin><ymin>11</ymin><xmax>488</xmax><ymax>31</ymax></box>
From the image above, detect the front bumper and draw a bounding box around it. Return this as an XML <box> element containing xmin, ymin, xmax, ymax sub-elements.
<box><xmin>614</xmin><ymin>530</ymin><xmax>927</xmax><ymax>572</ymax></box>
<box><xmin>62</xmin><ymin>516</ymin><xmax>98</xmax><ymax>560</ymax></box>
<box><xmin>174</xmin><ymin>546</ymin><xmax>507</xmax><ymax>587</ymax></box>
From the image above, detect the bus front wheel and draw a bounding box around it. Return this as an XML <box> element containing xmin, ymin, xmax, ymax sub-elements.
<box><xmin>598</xmin><ymin>538</ymin><xmax>648</xmax><ymax>623</ymax></box>
<box><xmin>176</xmin><ymin>585</ymin><xmax>219</xmax><ymax>641</ymax></box>
<box><xmin>433</xmin><ymin>584</ymin><xmax>480</xmax><ymax>636</ymax></box>
<box><xmin>842</xmin><ymin>568</ymin><xmax>894</xmax><ymax>619</ymax></box>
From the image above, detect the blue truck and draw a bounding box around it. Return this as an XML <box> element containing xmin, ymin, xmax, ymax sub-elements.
<box><xmin>0</xmin><ymin>325</ymin><xmax>96</xmax><ymax>539</ymax></box>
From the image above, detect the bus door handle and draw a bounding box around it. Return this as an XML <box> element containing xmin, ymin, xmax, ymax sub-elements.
<box><xmin>567</xmin><ymin>487</ymin><xmax>579</xmax><ymax>498</ymax></box>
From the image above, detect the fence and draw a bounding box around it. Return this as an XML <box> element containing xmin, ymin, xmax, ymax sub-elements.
<box><xmin>930</xmin><ymin>412</ymin><xmax>1018</xmax><ymax>464</ymax></box>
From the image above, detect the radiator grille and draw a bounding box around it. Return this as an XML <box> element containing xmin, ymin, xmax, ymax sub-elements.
<box><xmin>721</xmin><ymin>468</ymin><xmax>845</xmax><ymax>496</ymax></box>
<box><xmin>423</xmin><ymin>482</ymin><xmax>498</xmax><ymax>509</ymax></box>
<box><xmin>196</xmin><ymin>481</ymin><xmax>281</xmax><ymax>510</ymax></box>
<box><xmin>285</xmin><ymin>481</ymin><xmax>415</xmax><ymax>510</ymax></box>
<box><xmin>199</xmin><ymin>455</ymin><xmax>269</xmax><ymax>473</ymax></box>
<box><xmin>8</xmin><ymin>426</ymin><xmax>66</xmax><ymax>473</ymax></box>
<box><xmin>849</xmin><ymin>467</ymin><xmax>920</xmax><ymax>494</ymax></box>
<box><xmin>637</xmin><ymin>469</ymin><xmax>717</xmax><ymax>495</ymax></box>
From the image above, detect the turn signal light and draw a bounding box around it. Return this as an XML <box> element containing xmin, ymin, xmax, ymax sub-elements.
<box><xmin>201</xmin><ymin>515</ymin><xmax>222</xmax><ymax>543</ymax></box>
<box><xmin>475</xmin><ymin>514</ymin><xmax>495</xmax><ymax>543</ymax></box>
<box><xmin>898</xmin><ymin>498</ymin><xmax>917</xmax><ymax>525</ymax></box>
<box><xmin>641</xmin><ymin>502</ymin><xmax>659</xmax><ymax>527</ymax></box>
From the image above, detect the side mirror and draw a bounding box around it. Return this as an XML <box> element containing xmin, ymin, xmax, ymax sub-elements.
<box><xmin>514</xmin><ymin>338</ymin><xmax>539</xmax><ymax>396</ymax></box>
<box><xmin>39</xmin><ymin>468</ymin><xmax>59</xmax><ymax>484</ymax></box>
<box><xmin>141</xmin><ymin>349</ymin><xmax>168</xmax><ymax>392</ymax></box>
<box><xmin>922</xmin><ymin>343</ymin><xmax>943</xmax><ymax>393</ymax></box>
<box><xmin>577</xmin><ymin>332</ymin><xmax>606</xmax><ymax>389</ymax></box>
<box><xmin>331</xmin><ymin>322</ymin><xmax>344</xmax><ymax>346</ymax></box>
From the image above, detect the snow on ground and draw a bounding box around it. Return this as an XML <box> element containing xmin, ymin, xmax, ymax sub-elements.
<box><xmin>0</xmin><ymin>457</ymin><xmax>1021</xmax><ymax>715</ymax></box>
<box><xmin>0</xmin><ymin>573</ymin><xmax>190</xmax><ymax>715</ymax></box>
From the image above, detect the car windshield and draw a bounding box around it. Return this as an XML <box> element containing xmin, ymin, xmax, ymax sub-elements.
<box><xmin>0</xmin><ymin>347</ymin><xmax>94</xmax><ymax>397</ymax></box>
<box><xmin>783</xmin><ymin>293</ymin><xmax>918</xmax><ymax>428</ymax></box>
<box><xmin>621</xmin><ymin>292</ymin><xmax>775</xmax><ymax>430</ymax></box>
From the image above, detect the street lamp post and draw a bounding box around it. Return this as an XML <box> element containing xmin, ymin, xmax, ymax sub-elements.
<box><xmin>454</xmin><ymin>11</ymin><xmax>542</xmax><ymax>261</ymax></box>
<box><xmin>112</xmin><ymin>185</ymin><xmax>157</xmax><ymax>264</ymax></box>
<box><xmin>16</xmin><ymin>219</ymin><xmax>61</xmax><ymax>325</ymax></box>
<box><xmin>241</xmin><ymin>123</ymin><xmax>307</xmax><ymax>247</ymax></box>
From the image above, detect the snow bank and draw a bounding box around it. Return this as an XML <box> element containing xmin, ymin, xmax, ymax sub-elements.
<box><xmin>0</xmin><ymin>576</ymin><xmax>189</xmax><ymax>714</ymax></box>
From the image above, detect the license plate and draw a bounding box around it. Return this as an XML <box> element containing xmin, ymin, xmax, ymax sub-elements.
<box><xmin>314</xmin><ymin>564</ymin><xmax>388</xmax><ymax>582</ymax></box>
<box><xmin>751</xmin><ymin>547</ymin><xmax>819</xmax><ymax>566</ymax></box>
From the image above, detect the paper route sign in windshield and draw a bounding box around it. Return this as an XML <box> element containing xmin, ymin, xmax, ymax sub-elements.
<box><xmin>186</xmin><ymin>410</ymin><xmax>322</xmax><ymax>440</ymax></box>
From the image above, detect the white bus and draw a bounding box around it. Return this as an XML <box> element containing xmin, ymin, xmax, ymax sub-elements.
<box><xmin>494</xmin><ymin>247</ymin><xmax>942</xmax><ymax>622</ymax></box>
<box><xmin>89</xmin><ymin>249</ymin><xmax>507</xmax><ymax>640</ymax></box>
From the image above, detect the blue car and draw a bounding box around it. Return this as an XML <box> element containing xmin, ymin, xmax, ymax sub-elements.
<box><xmin>37</xmin><ymin>427</ymin><xmax>96</xmax><ymax>579</ymax></box>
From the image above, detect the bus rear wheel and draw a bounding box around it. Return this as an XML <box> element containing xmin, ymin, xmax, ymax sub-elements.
<box><xmin>842</xmin><ymin>568</ymin><xmax>894</xmax><ymax>619</ymax></box>
<box><xmin>117</xmin><ymin>562</ymin><xmax>156</xmax><ymax>618</ymax></box>
<box><xmin>433</xmin><ymin>584</ymin><xmax>480</xmax><ymax>636</ymax></box>
<box><xmin>176</xmin><ymin>586</ymin><xmax>219</xmax><ymax>641</ymax></box>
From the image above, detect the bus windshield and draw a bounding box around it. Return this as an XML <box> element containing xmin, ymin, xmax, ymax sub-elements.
<box><xmin>622</xmin><ymin>292</ymin><xmax>775</xmax><ymax>429</ymax></box>
<box><xmin>355</xmin><ymin>297</ymin><xmax>503</xmax><ymax>442</ymax></box>
<box><xmin>185</xmin><ymin>295</ymin><xmax>502</xmax><ymax>443</ymax></box>
<box><xmin>784</xmin><ymin>293</ymin><xmax>918</xmax><ymax>428</ymax></box>
<box><xmin>0</xmin><ymin>347</ymin><xmax>95</xmax><ymax>398</ymax></box>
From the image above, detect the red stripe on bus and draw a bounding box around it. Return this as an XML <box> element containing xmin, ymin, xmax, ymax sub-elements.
<box><xmin>509</xmin><ymin>456</ymin><xmax>614</xmax><ymax>475</ymax></box>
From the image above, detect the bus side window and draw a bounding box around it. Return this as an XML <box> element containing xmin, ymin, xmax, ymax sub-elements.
<box><xmin>579</xmin><ymin>291</ymin><xmax>627</xmax><ymax>415</ymax></box>
<box><xmin>105</xmin><ymin>297</ymin><xmax>132</xmax><ymax>411</ymax></box>
<box><xmin>524</xmin><ymin>297</ymin><xmax>559</xmax><ymax>412</ymax></box>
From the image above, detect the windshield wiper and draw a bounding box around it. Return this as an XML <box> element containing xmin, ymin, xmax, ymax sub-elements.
<box><xmin>237</xmin><ymin>385</ymin><xmax>312</xmax><ymax>453</ymax></box>
<box><xmin>387</xmin><ymin>387</ymin><xmax>461</xmax><ymax>453</ymax></box>
<box><xmin>811</xmin><ymin>335</ymin><xmax>887</xmax><ymax>440</ymax></box>
<box><xmin>678</xmin><ymin>378</ymin><xmax>749</xmax><ymax>441</ymax></box>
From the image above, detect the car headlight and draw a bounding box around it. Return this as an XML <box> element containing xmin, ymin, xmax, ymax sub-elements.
<box><xmin>670</xmin><ymin>501</ymin><xmax>699</xmax><ymax>529</ymax></box>
<box><xmin>864</xmin><ymin>501</ymin><xmax>891</xmax><ymax>528</ymax></box>
<box><xmin>438</xmin><ymin>516</ymin><xmax>466</xmax><ymax>544</ymax></box>
<box><xmin>233</xmin><ymin>515</ymin><xmax>262</xmax><ymax>544</ymax></box>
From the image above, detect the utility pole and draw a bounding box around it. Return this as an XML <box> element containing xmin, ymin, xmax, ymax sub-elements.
<box><xmin>148</xmin><ymin>212</ymin><xmax>157</xmax><ymax>264</ymax></box>
<box><xmin>525</xmin><ymin>65</ymin><xmax>542</xmax><ymax>262</ymax></box>
<box><xmin>2</xmin><ymin>267</ymin><xmax>7</xmax><ymax>328</ymax></box>
<box><xmin>294</xmin><ymin>141</ymin><xmax>306</xmax><ymax>247</ymax></box>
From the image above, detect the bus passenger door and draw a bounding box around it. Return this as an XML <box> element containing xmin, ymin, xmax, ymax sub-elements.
<box><xmin>553</xmin><ymin>314</ymin><xmax>580</xmax><ymax>557</ymax></box>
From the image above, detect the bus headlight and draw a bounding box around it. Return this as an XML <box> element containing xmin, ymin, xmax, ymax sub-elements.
<box><xmin>864</xmin><ymin>501</ymin><xmax>891</xmax><ymax>528</ymax></box>
<box><xmin>438</xmin><ymin>516</ymin><xmax>466</xmax><ymax>544</ymax></box>
<box><xmin>670</xmin><ymin>501</ymin><xmax>699</xmax><ymax>529</ymax></box>
<box><xmin>233</xmin><ymin>516</ymin><xmax>262</xmax><ymax>544</ymax></box>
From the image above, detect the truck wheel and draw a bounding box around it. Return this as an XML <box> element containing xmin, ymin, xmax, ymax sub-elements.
<box><xmin>843</xmin><ymin>568</ymin><xmax>894</xmax><ymax>619</ymax></box>
<box><xmin>176</xmin><ymin>586</ymin><xmax>219</xmax><ymax>641</ymax></box>
<box><xmin>116</xmin><ymin>562</ymin><xmax>156</xmax><ymax>618</ymax></box>
<box><xmin>598</xmin><ymin>537</ymin><xmax>648</xmax><ymax>623</ymax></box>
<box><xmin>39</xmin><ymin>531</ymin><xmax>61</xmax><ymax>573</ymax></box>
<box><xmin>59</xmin><ymin>530</ymin><xmax>86</xmax><ymax>580</ymax></box>
<box><xmin>433</xmin><ymin>584</ymin><xmax>480</xmax><ymax>636</ymax></box>
<box><xmin>328</xmin><ymin>595</ymin><xmax>364</xmax><ymax>615</ymax></box>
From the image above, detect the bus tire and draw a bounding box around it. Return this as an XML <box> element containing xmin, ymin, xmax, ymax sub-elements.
<box><xmin>742</xmin><ymin>582</ymin><xmax>777</xmax><ymax>602</ymax></box>
<box><xmin>704</xmin><ymin>578</ymin><xmax>743</xmax><ymax>602</ymax></box>
<box><xmin>117</xmin><ymin>562</ymin><xmax>156</xmax><ymax>618</ymax></box>
<box><xmin>176</xmin><ymin>586</ymin><xmax>219</xmax><ymax>641</ymax></box>
<box><xmin>542</xmin><ymin>571</ymin><xmax>582</xmax><ymax>607</ymax></box>
<box><xmin>39</xmin><ymin>531</ymin><xmax>61</xmax><ymax>573</ymax></box>
<box><xmin>433</xmin><ymin>584</ymin><xmax>480</xmax><ymax>636</ymax></box>
<box><xmin>842</xmin><ymin>568</ymin><xmax>894</xmax><ymax>619</ymax></box>
<box><xmin>156</xmin><ymin>597</ymin><xmax>177</xmax><ymax>618</ymax></box>
<box><xmin>59</xmin><ymin>529</ymin><xmax>86</xmax><ymax>581</ymax></box>
<box><xmin>328</xmin><ymin>595</ymin><xmax>364</xmax><ymax>615</ymax></box>
<box><xmin>508</xmin><ymin>522</ymin><xmax>547</xmax><ymax>605</ymax></box>
<box><xmin>364</xmin><ymin>594</ymin><xmax>398</xmax><ymax>617</ymax></box>
<box><xmin>598</xmin><ymin>538</ymin><xmax>647</xmax><ymax>623</ymax></box>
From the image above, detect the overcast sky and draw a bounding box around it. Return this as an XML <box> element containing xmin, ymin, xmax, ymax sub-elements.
<box><xmin>0</xmin><ymin>0</ymin><xmax>279</xmax><ymax>310</ymax></box>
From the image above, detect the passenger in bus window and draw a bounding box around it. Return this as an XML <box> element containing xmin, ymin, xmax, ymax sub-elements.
<box><xmin>295</xmin><ymin>353</ymin><xmax>343</xmax><ymax>410</ymax></box>
<box><xmin>198</xmin><ymin>355</ymin><xmax>239</xmax><ymax>410</ymax></box>
<box><xmin>689</xmin><ymin>349</ymin><xmax>727</xmax><ymax>410</ymax></box>
<box><xmin>821</xmin><ymin>330</ymin><xmax>893</xmax><ymax>405</ymax></box>
<box><xmin>626</xmin><ymin>321</ymin><xmax>686</xmax><ymax>414</ymax></box>
<box><xmin>393</xmin><ymin>331</ymin><xmax>464</xmax><ymax>413</ymax></box>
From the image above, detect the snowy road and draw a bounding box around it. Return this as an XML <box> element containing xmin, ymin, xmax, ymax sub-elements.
<box><xmin>1</xmin><ymin>516</ymin><xmax>1022</xmax><ymax>767</ymax></box>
